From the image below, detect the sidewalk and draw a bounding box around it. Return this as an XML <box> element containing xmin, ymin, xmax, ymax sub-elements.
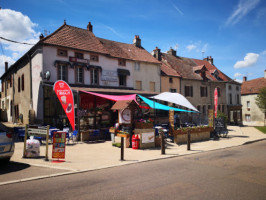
<box><xmin>3</xmin><ymin>125</ymin><xmax>266</xmax><ymax>184</ymax></box>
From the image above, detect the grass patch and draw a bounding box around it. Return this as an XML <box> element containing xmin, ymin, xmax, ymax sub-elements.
<box><xmin>255</xmin><ymin>126</ymin><xmax>266</xmax><ymax>134</ymax></box>
<box><xmin>112</xmin><ymin>143</ymin><xmax>121</xmax><ymax>148</ymax></box>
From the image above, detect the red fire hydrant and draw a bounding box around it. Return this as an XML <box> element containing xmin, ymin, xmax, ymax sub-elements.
<box><xmin>132</xmin><ymin>134</ymin><xmax>140</xmax><ymax>149</ymax></box>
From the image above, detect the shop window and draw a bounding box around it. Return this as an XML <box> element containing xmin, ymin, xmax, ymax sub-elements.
<box><xmin>22</xmin><ymin>74</ymin><xmax>24</xmax><ymax>91</ymax></box>
<box><xmin>185</xmin><ymin>86</ymin><xmax>193</xmax><ymax>97</ymax></box>
<box><xmin>200</xmin><ymin>86</ymin><xmax>208</xmax><ymax>97</ymax></box>
<box><xmin>75</xmin><ymin>52</ymin><xmax>84</xmax><ymax>59</ymax></box>
<box><xmin>18</xmin><ymin>77</ymin><xmax>20</xmax><ymax>93</ymax></box>
<box><xmin>90</xmin><ymin>55</ymin><xmax>99</xmax><ymax>62</ymax></box>
<box><xmin>91</xmin><ymin>68</ymin><xmax>99</xmax><ymax>85</ymax></box>
<box><xmin>57</xmin><ymin>64</ymin><xmax>68</xmax><ymax>81</ymax></box>
<box><xmin>118</xmin><ymin>59</ymin><xmax>126</xmax><ymax>66</ymax></box>
<box><xmin>57</xmin><ymin>49</ymin><xmax>68</xmax><ymax>57</ymax></box>
<box><xmin>135</xmin><ymin>80</ymin><xmax>142</xmax><ymax>90</ymax></box>
<box><xmin>75</xmin><ymin>66</ymin><xmax>83</xmax><ymax>84</ymax></box>
<box><xmin>119</xmin><ymin>74</ymin><xmax>126</xmax><ymax>86</ymax></box>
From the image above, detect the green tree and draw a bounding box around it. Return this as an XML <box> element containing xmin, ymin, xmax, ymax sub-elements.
<box><xmin>255</xmin><ymin>87</ymin><xmax>266</xmax><ymax>126</ymax></box>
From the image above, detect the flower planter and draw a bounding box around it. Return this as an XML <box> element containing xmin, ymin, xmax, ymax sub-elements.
<box><xmin>135</xmin><ymin>122</ymin><xmax>153</xmax><ymax>129</ymax></box>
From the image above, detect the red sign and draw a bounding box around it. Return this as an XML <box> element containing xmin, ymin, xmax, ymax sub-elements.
<box><xmin>69</xmin><ymin>56</ymin><xmax>89</xmax><ymax>64</ymax></box>
<box><xmin>214</xmin><ymin>88</ymin><xmax>218</xmax><ymax>118</ymax></box>
<box><xmin>53</xmin><ymin>80</ymin><xmax>75</xmax><ymax>130</ymax></box>
<box><xmin>52</xmin><ymin>131</ymin><xmax>66</xmax><ymax>159</ymax></box>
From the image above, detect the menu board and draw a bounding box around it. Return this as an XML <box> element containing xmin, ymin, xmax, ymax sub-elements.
<box><xmin>208</xmin><ymin>109</ymin><xmax>214</xmax><ymax>127</ymax></box>
<box><xmin>52</xmin><ymin>131</ymin><xmax>66</xmax><ymax>159</ymax></box>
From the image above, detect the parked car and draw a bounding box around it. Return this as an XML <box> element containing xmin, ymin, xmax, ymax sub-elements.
<box><xmin>0</xmin><ymin>127</ymin><xmax>15</xmax><ymax>163</ymax></box>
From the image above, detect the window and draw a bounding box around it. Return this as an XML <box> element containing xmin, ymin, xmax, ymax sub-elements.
<box><xmin>218</xmin><ymin>105</ymin><xmax>221</xmax><ymax>111</ymax></box>
<box><xmin>75</xmin><ymin>66</ymin><xmax>83</xmax><ymax>84</ymax></box>
<box><xmin>237</xmin><ymin>94</ymin><xmax>240</xmax><ymax>104</ymax></box>
<box><xmin>222</xmin><ymin>105</ymin><xmax>225</xmax><ymax>112</ymax></box>
<box><xmin>57</xmin><ymin>64</ymin><xmax>68</xmax><ymax>81</ymax></box>
<box><xmin>150</xmin><ymin>82</ymin><xmax>155</xmax><ymax>92</ymax></box>
<box><xmin>236</xmin><ymin>86</ymin><xmax>239</xmax><ymax>91</ymax></box>
<box><xmin>18</xmin><ymin>77</ymin><xmax>20</xmax><ymax>92</ymax></box>
<box><xmin>247</xmin><ymin>101</ymin><xmax>250</xmax><ymax>111</ymax></box>
<box><xmin>203</xmin><ymin>105</ymin><xmax>206</xmax><ymax>114</ymax></box>
<box><xmin>75</xmin><ymin>52</ymin><xmax>84</xmax><ymax>59</ymax></box>
<box><xmin>90</xmin><ymin>69</ymin><xmax>99</xmax><ymax>85</ymax></box>
<box><xmin>22</xmin><ymin>74</ymin><xmax>24</xmax><ymax>91</ymax></box>
<box><xmin>229</xmin><ymin>85</ymin><xmax>232</xmax><ymax>90</ymax></box>
<box><xmin>57</xmin><ymin>49</ymin><xmax>67</xmax><ymax>57</ymax></box>
<box><xmin>185</xmin><ymin>86</ymin><xmax>193</xmax><ymax>97</ymax></box>
<box><xmin>208</xmin><ymin>105</ymin><xmax>211</xmax><ymax>110</ymax></box>
<box><xmin>1</xmin><ymin>82</ymin><xmax>4</xmax><ymax>92</ymax></box>
<box><xmin>169</xmin><ymin>77</ymin><xmax>173</xmax><ymax>83</ymax></box>
<box><xmin>200</xmin><ymin>86</ymin><xmax>208</xmax><ymax>97</ymax></box>
<box><xmin>229</xmin><ymin>94</ymin><xmax>232</xmax><ymax>104</ymax></box>
<box><xmin>10</xmin><ymin>100</ymin><xmax>13</xmax><ymax>116</ymax></box>
<box><xmin>90</xmin><ymin>55</ymin><xmax>99</xmax><ymax>62</ymax></box>
<box><xmin>245</xmin><ymin>114</ymin><xmax>251</xmax><ymax>121</ymax></box>
<box><xmin>197</xmin><ymin>105</ymin><xmax>201</xmax><ymax>113</ymax></box>
<box><xmin>118</xmin><ymin>59</ymin><xmax>126</xmax><ymax>66</ymax></box>
<box><xmin>135</xmin><ymin>80</ymin><xmax>142</xmax><ymax>90</ymax></box>
<box><xmin>119</xmin><ymin>74</ymin><xmax>126</xmax><ymax>86</ymax></box>
<box><xmin>134</xmin><ymin>62</ymin><xmax>140</xmax><ymax>71</ymax></box>
<box><xmin>170</xmin><ymin>89</ymin><xmax>176</xmax><ymax>93</ymax></box>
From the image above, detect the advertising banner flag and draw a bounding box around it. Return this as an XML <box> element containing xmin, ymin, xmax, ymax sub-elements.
<box><xmin>214</xmin><ymin>88</ymin><xmax>218</xmax><ymax>118</ymax></box>
<box><xmin>53</xmin><ymin>80</ymin><xmax>75</xmax><ymax>130</ymax></box>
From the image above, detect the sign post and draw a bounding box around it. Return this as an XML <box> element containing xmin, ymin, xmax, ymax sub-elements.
<box><xmin>52</xmin><ymin>131</ymin><xmax>67</xmax><ymax>162</ymax></box>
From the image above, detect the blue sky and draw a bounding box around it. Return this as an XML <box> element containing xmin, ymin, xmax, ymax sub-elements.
<box><xmin>1</xmin><ymin>0</ymin><xmax>266</xmax><ymax>82</ymax></box>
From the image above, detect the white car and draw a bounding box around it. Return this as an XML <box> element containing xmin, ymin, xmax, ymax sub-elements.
<box><xmin>0</xmin><ymin>128</ymin><xmax>15</xmax><ymax>163</ymax></box>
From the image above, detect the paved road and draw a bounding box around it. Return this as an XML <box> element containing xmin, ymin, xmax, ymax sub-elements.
<box><xmin>1</xmin><ymin>140</ymin><xmax>266</xmax><ymax>200</ymax></box>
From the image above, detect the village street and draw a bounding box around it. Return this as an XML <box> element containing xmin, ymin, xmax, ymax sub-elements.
<box><xmin>1</xmin><ymin>140</ymin><xmax>266</xmax><ymax>200</ymax></box>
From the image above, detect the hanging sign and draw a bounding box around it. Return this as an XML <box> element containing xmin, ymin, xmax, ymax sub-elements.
<box><xmin>119</xmin><ymin>108</ymin><xmax>131</xmax><ymax>124</ymax></box>
<box><xmin>214</xmin><ymin>88</ymin><xmax>218</xmax><ymax>118</ymax></box>
<box><xmin>52</xmin><ymin>131</ymin><xmax>66</xmax><ymax>159</ymax></box>
<box><xmin>53</xmin><ymin>80</ymin><xmax>75</xmax><ymax>130</ymax></box>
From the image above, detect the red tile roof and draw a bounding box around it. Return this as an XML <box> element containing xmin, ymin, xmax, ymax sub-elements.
<box><xmin>192</xmin><ymin>59</ymin><xmax>230</xmax><ymax>81</ymax></box>
<box><xmin>41</xmin><ymin>23</ymin><xmax>160</xmax><ymax>64</ymax></box>
<box><xmin>161</xmin><ymin>62</ymin><xmax>181</xmax><ymax>77</ymax></box>
<box><xmin>162</xmin><ymin>54</ymin><xmax>202</xmax><ymax>80</ymax></box>
<box><xmin>42</xmin><ymin>24</ymin><xmax>109</xmax><ymax>54</ymax></box>
<box><xmin>241</xmin><ymin>77</ymin><xmax>266</xmax><ymax>95</ymax></box>
<box><xmin>98</xmin><ymin>38</ymin><xmax>160</xmax><ymax>64</ymax></box>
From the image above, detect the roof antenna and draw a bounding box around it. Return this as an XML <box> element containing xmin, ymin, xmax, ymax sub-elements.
<box><xmin>202</xmin><ymin>50</ymin><xmax>205</xmax><ymax>59</ymax></box>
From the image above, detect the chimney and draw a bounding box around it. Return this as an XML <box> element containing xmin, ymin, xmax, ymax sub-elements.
<box><xmin>204</xmin><ymin>56</ymin><xmax>214</xmax><ymax>65</ymax></box>
<box><xmin>167</xmin><ymin>48</ymin><xmax>177</xmax><ymax>56</ymax></box>
<box><xmin>39</xmin><ymin>34</ymin><xmax>44</xmax><ymax>40</ymax></box>
<box><xmin>243</xmin><ymin>76</ymin><xmax>247</xmax><ymax>82</ymax></box>
<box><xmin>264</xmin><ymin>70</ymin><xmax>266</xmax><ymax>79</ymax></box>
<box><xmin>133</xmin><ymin>35</ymin><xmax>141</xmax><ymax>48</ymax></box>
<box><xmin>87</xmin><ymin>22</ymin><xmax>93</xmax><ymax>32</ymax></box>
<box><xmin>5</xmin><ymin>62</ymin><xmax>8</xmax><ymax>72</ymax></box>
<box><xmin>152</xmin><ymin>47</ymin><xmax>161</xmax><ymax>61</ymax></box>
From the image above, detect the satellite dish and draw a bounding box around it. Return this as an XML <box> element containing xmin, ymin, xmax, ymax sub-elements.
<box><xmin>45</xmin><ymin>71</ymin><xmax>51</xmax><ymax>80</ymax></box>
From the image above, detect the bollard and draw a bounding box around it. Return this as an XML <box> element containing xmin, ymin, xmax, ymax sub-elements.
<box><xmin>187</xmin><ymin>130</ymin><xmax>191</xmax><ymax>150</ymax></box>
<box><xmin>161</xmin><ymin>131</ymin><xmax>165</xmax><ymax>155</ymax></box>
<box><xmin>120</xmin><ymin>137</ymin><xmax>124</xmax><ymax>161</ymax></box>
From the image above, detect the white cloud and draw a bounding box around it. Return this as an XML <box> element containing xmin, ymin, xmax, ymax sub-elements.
<box><xmin>234</xmin><ymin>72</ymin><xmax>242</xmax><ymax>77</ymax></box>
<box><xmin>186</xmin><ymin>44</ymin><xmax>196</xmax><ymax>51</ymax></box>
<box><xmin>234</xmin><ymin>53</ymin><xmax>259</xmax><ymax>69</ymax></box>
<box><xmin>0</xmin><ymin>9</ymin><xmax>39</xmax><ymax>72</ymax></box>
<box><xmin>261</xmin><ymin>50</ymin><xmax>266</xmax><ymax>55</ymax></box>
<box><xmin>226</xmin><ymin>0</ymin><xmax>260</xmax><ymax>26</ymax></box>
